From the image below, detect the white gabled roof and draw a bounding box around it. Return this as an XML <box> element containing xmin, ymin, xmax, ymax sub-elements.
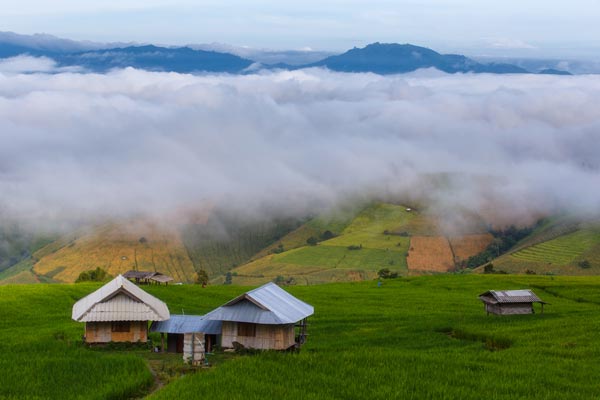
<box><xmin>72</xmin><ymin>275</ymin><xmax>170</xmax><ymax>322</ymax></box>
<box><xmin>203</xmin><ymin>282</ymin><xmax>314</xmax><ymax>325</ymax></box>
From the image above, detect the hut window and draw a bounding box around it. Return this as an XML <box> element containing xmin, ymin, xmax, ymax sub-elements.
<box><xmin>238</xmin><ymin>322</ymin><xmax>256</xmax><ymax>337</ymax></box>
<box><xmin>111</xmin><ymin>321</ymin><xmax>131</xmax><ymax>332</ymax></box>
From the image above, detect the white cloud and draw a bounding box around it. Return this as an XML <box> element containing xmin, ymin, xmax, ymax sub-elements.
<box><xmin>0</xmin><ymin>55</ymin><xmax>81</xmax><ymax>74</ymax></box>
<box><xmin>0</xmin><ymin>67</ymin><xmax>599</xmax><ymax>229</ymax></box>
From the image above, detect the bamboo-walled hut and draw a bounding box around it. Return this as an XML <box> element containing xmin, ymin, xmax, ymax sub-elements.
<box><xmin>150</xmin><ymin>315</ymin><xmax>222</xmax><ymax>353</ymax></box>
<box><xmin>203</xmin><ymin>282</ymin><xmax>314</xmax><ymax>350</ymax></box>
<box><xmin>122</xmin><ymin>270</ymin><xmax>174</xmax><ymax>285</ymax></box>
<box><xmin>479</xmin><ymin>289</ymin><xmax>546</xmax><ymax>315</ymax></box>
<box><xmin>72</xmin><ymin>275</ymin><xmax>170</xmax><ymax>343</ymax></box>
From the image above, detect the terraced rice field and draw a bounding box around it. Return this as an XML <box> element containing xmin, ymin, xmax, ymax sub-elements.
<box><xmin>511</xmin><ymin>229</ymin><xmax>600</xmax><ymax>265</ymax></box>
<box><xmin>33</xmin><ymin>223</ymin><xmax>197</xmax><ymax>283</ymax></box>
<box><xmin>449</xmin><ymin>234</ymin><xmax>494</xmax><ymax>262</ymax></box>
<box><xmin>275</xmin><ymin>245</ymin><xmax>407</xmax><ymax>270</ymax></box>
<box><xmin>407</xmin><ymin>236</ymin><xmax>454</xmax><ymax>272</ymax></box>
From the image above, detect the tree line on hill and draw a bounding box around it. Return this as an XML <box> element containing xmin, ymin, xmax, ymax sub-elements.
<box><xmin>462</xmin><ymin>225</ymin><xmax>537</xmax><ymax>269</ymax></box>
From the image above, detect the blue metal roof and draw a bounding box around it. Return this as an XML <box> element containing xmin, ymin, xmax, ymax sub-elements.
<box><xmin>202</xmin><ymin>282</ymin><xmax>314</xmax><ymax>325</ymax></box>
<box><xmin>150</xmin><ymin>314</ymin><xmax>222</xmax><ymax>334</ymax></box>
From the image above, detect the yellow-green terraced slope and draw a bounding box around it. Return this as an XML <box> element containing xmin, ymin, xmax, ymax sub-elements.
<box><xmin>490</xmin><ymin>228</ymin><xmax>600</xmax><ymax>275</ymax></box>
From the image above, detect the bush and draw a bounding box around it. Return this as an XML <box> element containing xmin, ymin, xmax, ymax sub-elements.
<box><xmin>347</xmin><ymin>244</ymin><xmax>362</xmax><ymax>251</ymax></box>
<box><xmin>224</xmin><ymin>272</ymin><xmax>232</xmax><ymax>285</ymax></box>
<box><xmin>483</xmin><ymin>264</ymin><xmax>495</xmax><ymax>274</ymax></box>
<box><xmin>320</xmin><ymin>230</ymin><xmax>334</xmax><ymax>240</ymax></box>
<box><xmin>195</xmin><ymin>270</ymin><xmax>209</xmax><ymax>286</ymax></box>
<box><xmin>76</xmin><ymin>267</ymin><xmax>111</xmax><ymax>283</ymax></box>
<box><xmin>378</xmin><ymin>268</ymin><xmax>398</xmax><ymax>279</ymax></box>
<box><xmin>272</xmin><ymin>243</ymin><xmax>285</xmax><ymax>254</ymax></box>
<box><xmin>578</xmin><ymin>260</ymin><xmax>591</xmax><ymax>269</ymax></box>
<box><xmin>306</xmin><ymin>236</ymin><xmax>318</xmax><ymax>246</ymax></box>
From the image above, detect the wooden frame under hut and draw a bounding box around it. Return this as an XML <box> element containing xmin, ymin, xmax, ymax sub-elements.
<box><xmin>72</xmin><ymin>275</ymin><xmax>170</xmax><ymax>343</ymax></box>
<box><xmin>479</xmin><ymin>289</ymin><xmax>546</xmax><ymax>315</ymax></box>
<box><xmin>203</xmin><ymin>282</ymin><xmax>314</xmax><ymax>351</ymax></box>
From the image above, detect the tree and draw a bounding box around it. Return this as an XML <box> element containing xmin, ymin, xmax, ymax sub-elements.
<box><xmin>76</xmin><ymin>267</ymin><xmax>111</xmax><ymax>283</ymax></box>
<box><xmin>306</xmin><ymin>236</ymin><xmax>318</xmax><ymax>246</ymax></box>
<box><xmin>195</xmin><ymin>270</ymin><xmax>209</xmax><ymax>287</ymax></box>
<box><xmin>224</xmin><ymin>272</ymin><xmax>233</xmax><ymax>285</ymax></box>
<box><xmin>483</xmin><ymin>263</ymin><xmax>495</xmax><ymax>274</ymax></box>
<box><xmin>320</xmin><ymin>230</ymin><xmax>334</xmax><ymax>240</ymax></box>
<box><xmin>579</xmin><ymin>260</ymin><xmax>591</xmax><ymax>269</ymax></box>
<box><xmin>377</xmin><ymin>268</ymin><xmax>398</xmax><ymax>279</ymax></box>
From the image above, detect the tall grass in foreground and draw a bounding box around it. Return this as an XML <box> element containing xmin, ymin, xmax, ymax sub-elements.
<box><xmin>149</xmin><ymin>276</ymin><xmax>600</xmax><ymax>400</ymax></box>
<box><xmin>1</xmin><ymin>276</ymin><xmax>600</xmax><ymax>399</ymax></box>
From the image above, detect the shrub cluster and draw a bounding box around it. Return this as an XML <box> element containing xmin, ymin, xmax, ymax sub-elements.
<box><xmin>76</xmin><ymin>267</ymin><xmax>111</xmax><ymax>283</ymax></box>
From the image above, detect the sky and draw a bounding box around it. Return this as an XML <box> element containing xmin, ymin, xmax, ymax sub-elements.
<box><xmin>2</xmin><ymin>0</ymin><xmax>600</xmax><ymax>57</ymax></box>
<box><xmin>1</xmin><ymin>61</ymin><xmax>599</xmax><ymax>231</ymax></box>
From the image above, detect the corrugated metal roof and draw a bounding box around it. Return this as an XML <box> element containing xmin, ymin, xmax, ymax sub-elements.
<box><xmin>122</xmin><ymin>270</ymin><xmax>174</xmax><ymax>282</ymax></box>
<box><xmin>479</xmin><ymin>289</ymin><xmax>544</xmax><ymax>304</ymax></box>
<box><xmin>203</xmin><ymin>282</ymin><xmax>314</xmax><ymax>324</ymax></box>
<box><xmin>72</xmin><ymin>275</ymin><xmax>170</xmax><ymax>322</ymax></box>
<box><xmin>150</xmin><ymin>315</ymin><xmax>222</xmax><ymax>334</ymax></box>
<box><xmin>150</xmin><ymin>274</ymin><xmax>174</xmax><ymax>283</ymax></box>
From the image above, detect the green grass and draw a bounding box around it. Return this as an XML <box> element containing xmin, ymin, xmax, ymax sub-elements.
<box><xmin>2</xmin><ymin>276</ymin><xmax>600</xmax><ymax>399</ymax></box>
<box><xmin>0</xmin><ymin>284</ymin><xmax>154</xmax><ymax>399</ymax></box>
<box><xmin>148</xmin><ymin>276</ymin><xmax>600</xmax><ymax>399</ymax></box>
<box><xmin>340</xmin><ymin>203</ymin><xmax>414</xmax><ymax>234</ymax></box>
<box><xmin>275</xmin><ymin>244</ymin><xmax>408</xmax><ymax>271</ymax></box>
<box><xmin>511</xmin><ymin>229</ymin><xmax>600</xmax><ymax>265</ymax></box>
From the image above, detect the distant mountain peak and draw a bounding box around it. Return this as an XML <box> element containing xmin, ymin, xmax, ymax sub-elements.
<box><xmin>306</xmin><ymin>42</ymin><xmax>530</xmax><ymax>74</ymax></box>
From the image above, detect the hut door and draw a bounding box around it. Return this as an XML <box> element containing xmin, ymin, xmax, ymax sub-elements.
<box><xmin>176</xmin><ymin>334</ymin><xmax>184</xmax><ymax>353</ymax></box>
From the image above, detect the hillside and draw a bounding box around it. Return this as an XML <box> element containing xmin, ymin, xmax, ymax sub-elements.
<box><xmin>4</xmin><ymin>205</ymin><xmax>600</xmax><ymax>286</ymax></box>
<box><xmin>224</xmin><ymin>203</ymin><xmax>493</xmax><ymax>285</ymax></box>
<box><xmin>29</xmin><ymin>221</ymin><xmax>197</xmax><ymax>283</ymax></box>
<box><xmin>486</xmin><ymin>221</ymin><xmax>600</xmax><ymax>275</ymax></box>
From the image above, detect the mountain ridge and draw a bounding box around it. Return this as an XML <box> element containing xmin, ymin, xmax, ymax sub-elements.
<box><xmin>0</xmin><ymin>32</ymin><xmax>572</xmax><ymax>75</ymax></box>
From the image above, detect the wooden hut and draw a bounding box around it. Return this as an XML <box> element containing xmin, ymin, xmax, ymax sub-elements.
<box><xmin>150</xmin><ymin>315</ymin><xmax>222</xmax><ymax>353</ymax></box>
<box><xmin>203</xmin><ymin>282</ymin><xmax>314</xmax><ymax>350</ymax></box>
<box><xmin>479</xmin><ymin>289</ymin><xmax>546</xmax><ymax>315</ymax></box>
<box><xmin>122</xmin><ymin>270</ymin><xmax>174</xmax><ymax>285</ymax></box>
<box><xmin>72</xmin><ymin>275</ymin><xmax>170</xmax><ymax>343</ymax></box>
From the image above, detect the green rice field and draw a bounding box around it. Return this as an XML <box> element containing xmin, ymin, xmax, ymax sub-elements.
<box><xmin>511</xmin><ymin>229</ymin><xmax>600</xmax><ymax>265</ymax></box>
<box><xmin>1</xmin><ymin>275</ymin><xmax>600</xmax><ymax>399</ymax></box>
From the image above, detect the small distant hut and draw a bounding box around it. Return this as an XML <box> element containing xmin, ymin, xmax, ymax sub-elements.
<box><xmin>123</xmin><ymin>270</ymin><xmax>174</xmax><ymax>285</ymax></box>
<box><xmin>72</xmin><ymin>275</ymin><xmax>170</xmax><ymax>343</ymax></box>
<box><xmin>479</xmin><ymin>289</ymin><xmax>546</xmax><ymax>315</ymax></box>
<box><xmin>150</xmin><ymin>315</ymin><xmax>222</xmax><ymax>353</ymax></box>
<box><xmin>203</xmin><ymin>282</ymin><xmax>314</xmax><ymax>351</ymax></box>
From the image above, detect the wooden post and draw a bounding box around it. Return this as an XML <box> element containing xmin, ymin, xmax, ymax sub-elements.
<box><xmin>191</xmin><ymin>333</ymin><xmax>195</xmax><ymax>363</ymax></box>
<box><xmin>161</xmin><ymin>333</ymin><xmax>165</xmax><ymax>352</ymax></box>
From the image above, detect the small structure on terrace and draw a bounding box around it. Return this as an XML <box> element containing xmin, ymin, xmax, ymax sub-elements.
<box><xmin>479</xmin><ymin>289</ymin><xmax>546</xmax><ymax>315</ymax></box>
<box><xmin>150</xmin><ymin>315</ymin><xmax>222</xmax><ymax>353</ymax></box>
<box><xmin>203</xmin><ymin>282</ymin><xmax>314</xmax><ymax>350</ymax></box>
<box><xmin>123</xmin><ymin>270</ymin><xmax>174</xmax><ymax>285</ymax></box>
<box><xmin>72</xmin><ymin>275</ymin><xmax>170</xmax><ymax>343</ymax></box>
